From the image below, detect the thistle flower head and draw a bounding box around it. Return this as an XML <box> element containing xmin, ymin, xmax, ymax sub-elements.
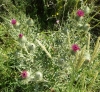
<box><xmin>19</xmin><ymin>33</ymin><xmax>23</xmax><ymax>38</ymax></box>
<box><xmin>21</xmin><ymin>70</ymin><xmax>30</xmax><ymax>79</ymax></box>
<box><xmin>72</xmin><ymin>44</ymin><xmax>80</xmax><ymax>52</ymax></box>
<box><xmin>18</xmin><ymin>34</ymin><xmax>27</xmax><ymax>44</ymax></box>
<box><xmin>76</xmin><ymin>10</ymin><xmax>84</xmax><ymax>17</ymax></box>
<box><xmin>11</xmin><ymin>19</ymin><xmax>17</xmax><ymax>25</ymax></box>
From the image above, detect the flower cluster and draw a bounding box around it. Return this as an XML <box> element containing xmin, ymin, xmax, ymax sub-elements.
<box><xmin>7</xmin><ymin>4</ymin><xmax>93</xmax><ymax>90</ymax></box>
<box><xmin>10</xmin><ymin>18</ymin><xmax>44</xmax><ymax>84</ymax></box>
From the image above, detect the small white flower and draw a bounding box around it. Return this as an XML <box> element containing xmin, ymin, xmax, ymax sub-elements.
<box><xmin>56</xmin><ymin>20</ymin><xmax>59</xmax><ymax>24</ymax></box>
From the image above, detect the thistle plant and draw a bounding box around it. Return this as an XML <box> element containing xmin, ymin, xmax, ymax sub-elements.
<box><xmin>1</xmin><ymin>1</ymin><xmax>100</xmax><ymax>92</ymax></box>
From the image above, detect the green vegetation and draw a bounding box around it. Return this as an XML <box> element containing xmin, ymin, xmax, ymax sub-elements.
<box><xmin>0</xmin><ymin>0</ymin><xmax>100</xmax><ymax>92</ymax></box>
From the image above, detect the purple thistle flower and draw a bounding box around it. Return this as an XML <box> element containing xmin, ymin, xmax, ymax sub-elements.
<box><xmin>21</xmin><ymin>70</ymin><xmax>28</xmax><ymax>79</ymax></box>
<box><xmin>72</xmin><ymin>44</ymin><xmax>80</xmax><ymax>52</ymax></box>
<box><xmin>11</xmin><ymin>19</ymin><xmax>17</xmax><ymax>25</ymax></box>
<box><xmin>19</xmin><ymin>33</ymin><xmax>23</xmax><ymax>38</ymax></box>
<box><xmin>76</xmin><ymin>10</ymin><xmax>84</xmax><ymax>17</ymax></box>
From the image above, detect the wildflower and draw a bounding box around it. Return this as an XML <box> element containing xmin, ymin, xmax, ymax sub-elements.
<box><xmin>71</xmin><ymin>44</ymin><xmax>80</xmax><ymax>52</ymax></box>
<box><xmin>19</xmin><ymin>33</ymin><xmax>23</xmax><ymax>38</ymax></box>
<box><xmin>76</xmin><ymin>10</ymin><xmax>84</xmax><ymax>17</ymax></box>
<box><xmin>11</xmin><ymin>19</ymin><xmax>17</xmax><ymax>25</ymax></box>
<box><xmin>21</xmin><ymin>70</ymin><xmax>34</xmax><ymax>84</ymax></box>
<box><xmin>21</xmin><ymin>70</ymin><xmax>30</xmax><ymax>79</ymax></box>
<box><xmin>11</xmin><ymin>19</ymin><xmax>20</xmax><ymax>29</ymax></box>
<box><xmin>56</xmin><ymin>20</ymin><xmax>59</xmax><ymax>24</ymax></box>
<box><xmin>18</xmin><ymin>33</ymin><xmax>27</xmax><ymax>44</ymax></box>
<box><xmin>34</xmin><ymin>71</ymin><xmax>43</xmax><ymax>81</ymax></box>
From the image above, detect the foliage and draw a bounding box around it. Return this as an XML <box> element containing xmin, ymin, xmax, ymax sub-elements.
<box><xmin>1</xmin><ymin>0</ymin><xmax>100</xmax><ymax>30</ymax></box>
<box><xmin>0</xmin><ymin>0</ymin><xmax>100</xmax><ymax>92</ymax></box>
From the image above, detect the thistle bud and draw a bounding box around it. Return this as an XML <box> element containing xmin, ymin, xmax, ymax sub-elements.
<box><xmin>14</xmin><ymin>22</ymin><xmax>20</xmax><ymax>29</ymax></box>
<box><xmin>58</xmin><ymin>58</ymin><xmax>65</xmax><ymax>65</ymax></box>
<box><xmin>11</xmin><ymin>19</ymin><xmax>20</xmax><ymax>29</ymax></box>
<box><xmin>27</xmin><ymin>43</ymin><xmax>35</xmax><ymax>52</ymax></box>
<box><xmin>83</xmin><ymin>24</ymin><xmax>90</xmax><ymax>31</ymax></box>
<box><xmin>34</xmin><ymin>71</ymin><xmax>43</xmax><ymax>81</ymax></box>
<box><xmin>18</xmin><ymin>34</ymin><xmax>27</xmax><ymax>44</ymax></box>
<box><xmin>26</xmin><ymin>18</ymin><xmax>34</xmax><ymax>26</ymax></box>
<box><xmin>75</xmin><ymin>10</ymin><xmax>84</xmax><ymax>21</ymax></box>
